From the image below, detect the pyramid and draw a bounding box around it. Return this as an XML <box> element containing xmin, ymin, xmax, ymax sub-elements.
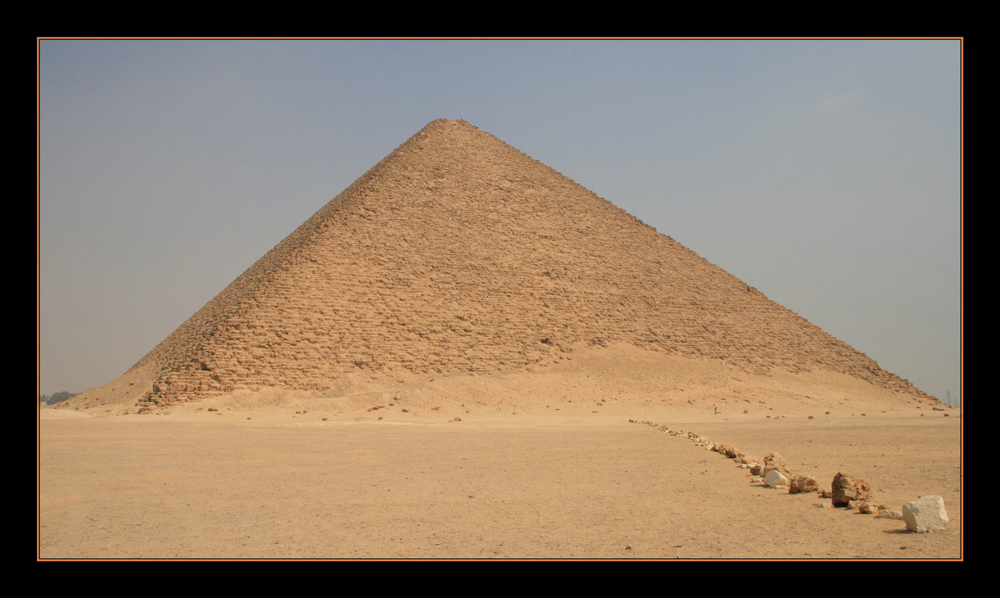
<box><xmin>73</xmin><ymin>119</ymin><xmax>930</xmax><ymax>411</ymax></box>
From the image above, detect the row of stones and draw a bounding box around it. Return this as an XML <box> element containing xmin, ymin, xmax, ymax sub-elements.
<box><xmin>630</xmin><ymin>419</ymin><xmax>949</xmax><ymax>533</ymax></box>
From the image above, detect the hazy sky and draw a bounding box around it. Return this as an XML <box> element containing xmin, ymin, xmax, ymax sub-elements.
<box><xmin>38</xmin><ymin>39</ymin><xmax>962</xmax><ymax>403</ymax></box>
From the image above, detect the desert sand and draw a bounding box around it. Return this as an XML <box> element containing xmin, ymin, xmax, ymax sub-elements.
<box><xmin>39</xmin><ymin>345</ymin><xmax>961</xmax><ymax>560</ymax></box>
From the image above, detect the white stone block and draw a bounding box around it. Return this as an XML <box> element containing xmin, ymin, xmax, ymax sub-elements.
<box><xmin>764</xmin><ymin>469</ymin><xmax>788</xmax><ymax>488</ymax></box>
<box><xmin>903</xmin><ymin>496</ymin><xmax>948</xmax><ymax>532</ymax></box>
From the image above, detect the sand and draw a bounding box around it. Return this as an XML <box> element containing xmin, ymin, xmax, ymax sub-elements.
<box><xmin>38</xmin><ymin>346</ymin><xmax>961</xmax><ymax>560</ymax></box>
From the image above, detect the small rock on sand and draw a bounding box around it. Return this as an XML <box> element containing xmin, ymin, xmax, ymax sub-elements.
<box><xmin>789</xmin><ymin>475</ymin><xmax>819</xmax><ymax>494</ymax></box>
<box><xmin>853</xmin><ymin>500</ymin><xmax>876</xmax><ymax>514</ymax></box>
<box><xmin>831</xmin><ymin>473</ymin><xmax>871</xmax><ymax>507</ymax></box>
<box><xmin>866</xmin><ymin>503</ymin><xmax>891</xmax><ymax>515</ymax></box>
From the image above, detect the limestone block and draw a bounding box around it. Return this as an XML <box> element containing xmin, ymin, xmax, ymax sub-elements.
<box><xmin>903</xmin><ymin>496</ymin><xmax>949</xmax><ymax>532</ymax></box>
<box><xmin>764</xmin><ymin>469</ymin><xmax>789</xmax><ymax>488</ymax></box>
<box><xmin>762</xmin><ymin>452</ymin><xmax>793</xmax><ymax>478</ymax></box>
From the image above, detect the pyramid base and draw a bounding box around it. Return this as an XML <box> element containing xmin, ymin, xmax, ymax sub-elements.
<box><xmin>57</xmin><ymin>343</ymin><xmax>941</xmax><ymax>419</ymax></box>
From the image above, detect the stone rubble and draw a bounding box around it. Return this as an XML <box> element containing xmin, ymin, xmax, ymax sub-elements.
<box><xmin>633</xmin><ymin>418</ymin><xmax>953</xmax><ymax>535</ymax></box>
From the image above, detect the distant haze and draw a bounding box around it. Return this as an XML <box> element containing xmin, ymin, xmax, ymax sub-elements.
<box><xmin>38</xmin><ymin>39</ymin><xmax>961</xmax><ymax>404</ymax></box>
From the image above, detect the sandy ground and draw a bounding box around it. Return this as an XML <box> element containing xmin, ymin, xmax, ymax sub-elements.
<box><xmin>39</xmin><ymin>347</ymin><xmax>962</xmax><ymax>560</ymax></box>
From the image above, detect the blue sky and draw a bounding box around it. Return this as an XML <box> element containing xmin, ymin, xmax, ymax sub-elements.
<box><xmin>38</xmin><ymin>39</ymin><xmax>962</xmax><ymax>403</ymax></box>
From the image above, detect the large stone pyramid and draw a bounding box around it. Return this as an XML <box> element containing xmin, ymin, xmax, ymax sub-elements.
<box><xmin>86</xmin><ymin>119</ymin><xmax>927</xmax><ymax>410</ymax></box>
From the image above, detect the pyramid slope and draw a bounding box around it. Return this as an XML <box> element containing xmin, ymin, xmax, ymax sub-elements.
<box><xmin>68</xmin><ymin>119</ymin><xmax>930</xmax><ymax>411</ymax></box>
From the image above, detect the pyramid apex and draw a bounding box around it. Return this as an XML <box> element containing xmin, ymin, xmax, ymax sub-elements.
<box><xmin>418</xmin><ymin>118</ymin><xmax>477</xmax><ymax>132</ymax></box>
